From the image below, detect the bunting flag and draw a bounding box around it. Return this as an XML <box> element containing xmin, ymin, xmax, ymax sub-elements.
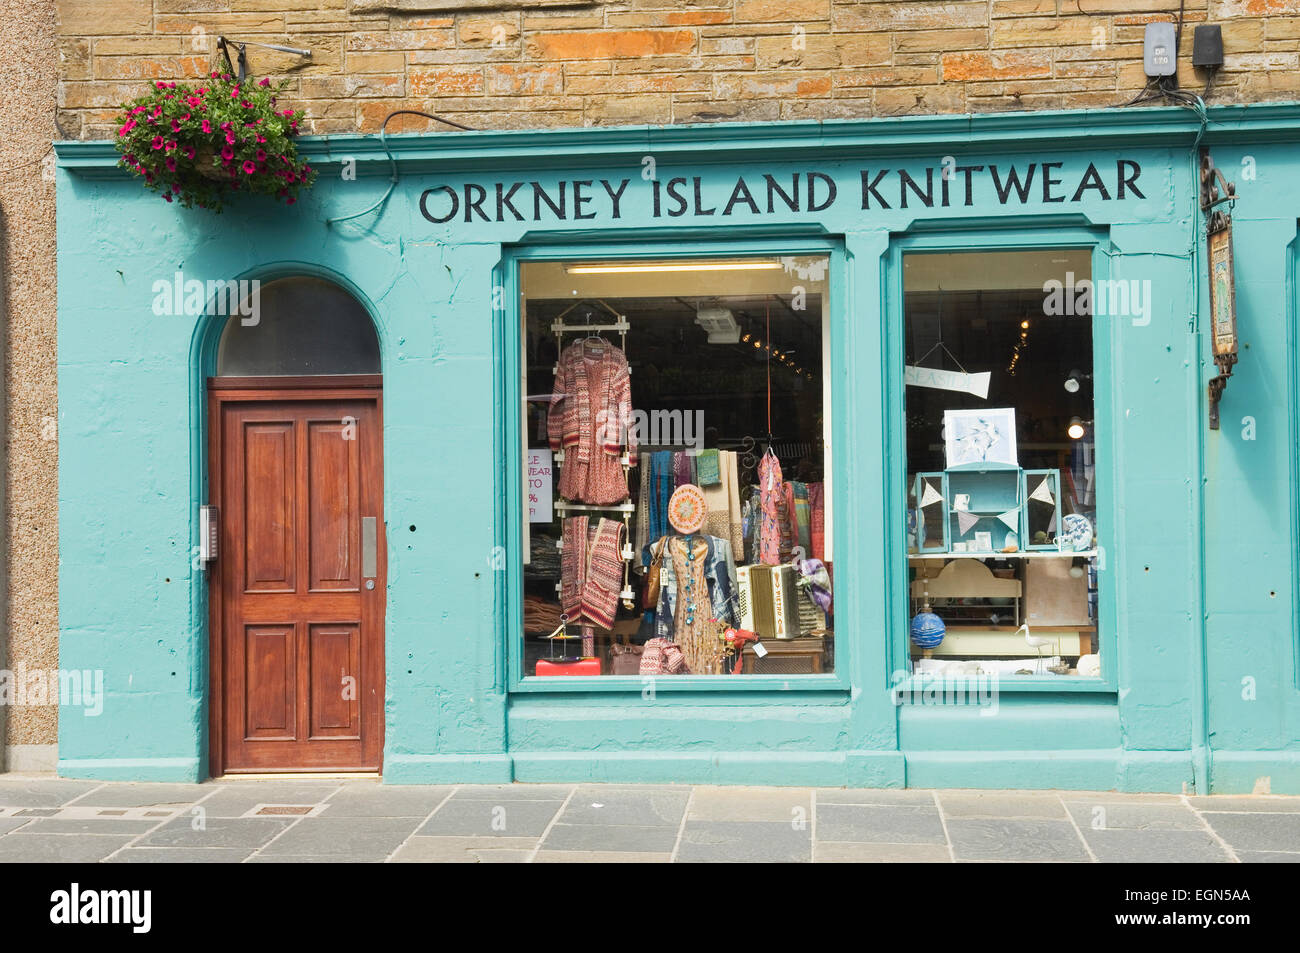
<box><xmin>956</xmin><ymin>511</ymin><xmax>980</xmax><ymax>535</ymax></box>
<box><xmin>920</xmin><ymin>483</ymin><xmax>943</xmax><ymax>508</ymax></box>
<box><xmin>997</xmin><ymin>509</ymin><xmax>1020</xmax><ymax>532</ymax></box>
<box><xmin>1029</xmin><ymin>478</ymin><xmax>1055</xmax><ymax>505</ymax></box>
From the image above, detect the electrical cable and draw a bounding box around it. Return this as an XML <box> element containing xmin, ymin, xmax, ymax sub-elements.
<box><xmin>325</xmin><ymin>110</ymin><xmax>473</xmax><ymax>228</ymax></box>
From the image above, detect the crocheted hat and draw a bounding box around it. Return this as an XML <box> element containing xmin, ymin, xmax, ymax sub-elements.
<box><xmin>667</xmin><ymin>483</ymin><xmax>708</xmax><ymax>535</ymax></box>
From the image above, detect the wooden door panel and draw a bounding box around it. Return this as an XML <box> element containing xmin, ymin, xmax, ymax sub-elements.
<box><xmin>243</xmin><ymin>421</ymin><xmax>297</xmax><ymax>593</ymax></box>
<box><xmin>212</xmin><ymin>391</ymin><xmax>384</xmax><ymax>775</ymax></box>
<box><xmin>308</xmin><ymin>622</ymin><xmax>361</xmax><ymax>738</ymax></box>
<box><xmin>306</xmin><ymin>419</ymin><xmax>359</xmax><ymax>592</ymax></box>
<box><xmin>243</xmin><ymin>624</ymin><xmax>297</xmax><ymax>740</ymax></box>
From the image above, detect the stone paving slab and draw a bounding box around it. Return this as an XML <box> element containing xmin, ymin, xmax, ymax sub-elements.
<box><xmin>63</xmin><ymin>783</ymin><xmax>209</xmax><ymax>809</ymax></box>
<box><xmin>939</xmin><ymin>792</ymin><xmax>1069</xmax><ymax>819</ymax></box>
<box><xmin>816</xmin><ymin>804</ymin><xmax>947</xmax><ymax>844</ymax></box>
<box><xmin>0</xmin><ymin>833</ymin><xmax>137</xmax><ymax>863</ymax></box>
<box><xmin>816</xmin><ymin>842</ymin><xmax>952</xmax><ymax>862</ymax></box>
<box><xmin>195</xmin><ymin>781</ymin><xmax>342</xmax><ymax>818</ymax></box>
<box><xmin>0</xmin><ymin>780</ymin><xmax>104</xmax><ymax>808</ymax></box>
<box><xmin>688</xmin><ymin>786</ymin><xmax>811</xmax><ymax>822</ymax></box>
<box><xmin>107</xmin><ymin>847</ymin><xmax>256</xmax><ymax>863</ymax></box>
<box><xmin>417</xmin><ymin>798</ymin><xmax>564</xmax><ymax>837</ymax></box>
<box><xmin>1063</xmin><ymin>800</ymin><xmax>1203</xmax><ymax>831</ymax></box>
<box><xmin>136</xmin><ymin>816</ymin><xmax>294</xmax><ymax>849</ymax></box>
<box><xmin>0</xmin><ymin>778</ymin><xmax>1298</xmax><ymax>862</ymax></box>
<box><xmin>558</xmin><ymin>787</ymin><xmax>689</xmax><ymax>828</ymax></box>
<box><xmin>677</xmin><ymin>820</ymin><xmax>811</xmax><ymax>863</ymax></box>
<box><xmin>321</xmin><ymin>785</ymin><xmax>454</xmax><ymax>817</ymax></box>
<box><xmin>389</xmin><ymin>835</ymin><xmax>539</xmax><ymax>863</ymax></box>
<box><xmin>946</xmin><ymin>818</ymin><xmax>1091</xmax><ymax>862</ymax></box>
<box><xmin>541</xmin><ymin>822</ymin><xmax>679</xmax><ymax>853</ymax></box>
<box><xmin>1201</xmin><ymin>811</ymin><xmax>1300</xmax><ymax>852</ymax></box>
<box><xmin>1081</xmin><ymin>828</ymin><xmax>1233</xmax><ymax>863</ymax></box>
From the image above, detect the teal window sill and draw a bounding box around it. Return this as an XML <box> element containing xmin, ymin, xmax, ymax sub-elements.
<box><xmin>511</xmin><ymin>672</ymin><xmax>850</xmax><ymax>693</ymax></box>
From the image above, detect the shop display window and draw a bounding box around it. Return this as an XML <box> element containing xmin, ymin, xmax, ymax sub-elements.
<box><xmin>520</xmin><ymin>255</ymin><xmax>833</xmax><ymax>677</ymax></box>
<box><xmin>903</xmin><ymin>249</ymin><xmax>1101</xmax><ymax>678</ymax></box>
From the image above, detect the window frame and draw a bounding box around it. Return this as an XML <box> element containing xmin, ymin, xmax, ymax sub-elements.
<box><xmin>886</xmin><ymin>226</ymin><xmax>1119</xmax><ymax>695</ymax></box>
<box><xmin>498</xmin><ymin>236</ymin><xmax>851</xmax><ymax>694</ymax></box>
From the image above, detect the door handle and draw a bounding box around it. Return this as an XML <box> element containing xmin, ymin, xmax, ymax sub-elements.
<box><xmin>362</xmin><ymin>517</ymin><xmax>377</xmax><ymax>587</ymax></box>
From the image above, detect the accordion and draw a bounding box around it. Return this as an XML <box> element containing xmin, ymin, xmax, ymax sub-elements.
<box><xmin>737</xmin><ymin>564</ymin><xmax>801</xmax><ymax>640</ymax></box>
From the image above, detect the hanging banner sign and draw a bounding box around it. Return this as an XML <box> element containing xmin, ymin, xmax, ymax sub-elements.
<box><xmin>905</xmin><ymin>365</ymin><xmax>991</xmax><ymax>399</ymax></box>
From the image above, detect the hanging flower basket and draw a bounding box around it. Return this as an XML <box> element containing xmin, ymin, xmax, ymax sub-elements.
<box><xmin>113</xmin><ymin>69</ymin><xmax>317</xmax><ymax>212</ymax></box>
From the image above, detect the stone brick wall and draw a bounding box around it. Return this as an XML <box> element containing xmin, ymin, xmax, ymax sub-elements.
<box><xmin>55</xmin><ymin>0</ymin><xmax>1300</xmax><ymax>140</ymax></box>
<box><xmin>3</xmin><ymin>0</ymin><xmax>58</xmax><ymax>764</ymax></box>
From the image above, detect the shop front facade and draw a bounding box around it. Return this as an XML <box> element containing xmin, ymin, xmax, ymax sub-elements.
<box><xmin>54</xmin><ymin>103</ymin><xmax>1300</xmax><ymax>792</ymax></box>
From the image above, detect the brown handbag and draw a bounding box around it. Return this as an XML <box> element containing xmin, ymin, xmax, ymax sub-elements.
<box><xmin>609</xmin><ymin>642</ymin><xmax>644</xmax><ymax>675</ymax></box>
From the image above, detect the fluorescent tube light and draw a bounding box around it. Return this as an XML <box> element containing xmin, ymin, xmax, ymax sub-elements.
<box><xmin>566</xmin><ymin>261</ymin><xmax>782</xmax><ymax>274</ymax></box>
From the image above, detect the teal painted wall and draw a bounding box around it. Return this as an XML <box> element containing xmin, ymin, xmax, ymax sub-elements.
<box><xmin>54</xmin><ymin>105</ymin><xmax>1300</xmax><ymax>791</ymax></box>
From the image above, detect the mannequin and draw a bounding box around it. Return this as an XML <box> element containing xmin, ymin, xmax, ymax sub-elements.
<box><xmin>644</xmin><ymin>484</ymin><xmax>740</xmax><ymax>675</ymax></box>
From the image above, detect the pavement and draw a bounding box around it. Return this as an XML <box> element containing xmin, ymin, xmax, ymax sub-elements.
<box><xmin>0</xmin><ymin>775</ymin><xmax>1298</xmax><ymax>862</ymax></box>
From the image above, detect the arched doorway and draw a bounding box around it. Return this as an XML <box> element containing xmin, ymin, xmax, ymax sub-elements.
<box><xmin>207</xmin><ymin>276</ymin><xmax>385</xmax><ymax>776</ymax></box>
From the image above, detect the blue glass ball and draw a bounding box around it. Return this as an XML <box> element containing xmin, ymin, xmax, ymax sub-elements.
<box><xmin>910</xmin><ymin>611</ymin><xmax>946</xmax><ymax>649</ymax></box>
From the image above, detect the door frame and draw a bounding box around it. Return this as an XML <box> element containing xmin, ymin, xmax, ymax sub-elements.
<box><xmin>207</xmin><ymin>375</ymin><xmax>385</xmax><ymax>778</ymax></box>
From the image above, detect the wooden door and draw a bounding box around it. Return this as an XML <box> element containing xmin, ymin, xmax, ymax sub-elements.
<box><xmin>209</xmin><ymin>380</ymin><xmax>384</xmax><ymax>774</ymax></box>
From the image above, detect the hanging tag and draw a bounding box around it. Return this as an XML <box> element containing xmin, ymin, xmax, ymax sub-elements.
<box><xmin>753</xmin><ymin>642</ymin><xmax>769</xmax><ymax>658</ymax></box>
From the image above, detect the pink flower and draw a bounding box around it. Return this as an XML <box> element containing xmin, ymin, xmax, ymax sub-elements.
<box><xmin>255</xmin><ymin>135</ymin><xmax>266</xmax><ymax>143</ymax></box>
<box><xmin>201</xmin><ymin>119</ymin><xmax>211</xmax><ymax>133</ymax></box>
<box><xmin>255</xmin><ymin>149</ymin><xmax>266</xmax><ymax>161</ymax></box>
<box><xmin>165</xmin><ymin>157</ymin><xmax>176</xmax><ymax>172</ymax></box>
<box><xmin>117</xmin><ymin>120</ymin><xmax>136</xmax><ymax>136</ymax></box>
<box><xmin>155</xmin><ymin>81</ymin><xmax>168</xmax><ymax>89</ymax></box>
<box><xmin>180</xmin><ymin>112</ymin><xmax>191</xmax><ymax>121</ymax></box>
<box><xmin>242</xmin><ymin>160</ymin><xmax>256</xmax><ymax>174</ymax></box>
<box><xmin>172</xmin><ymin>183</ymin><xmax>180</xmax><ymax>192</ymax></box>
<box><xmin>259</xmin><ymin>77</ymin><xmax>270</xmax><ymax>87</ymax></box>
<box><xmin>131</xmin><ymin>106</ymin><xmax>146</xmax><ymax>115</ymax></box>
<box><xmin>163</xmin><ymin>193</ymin><xmax>173</xmax><ymax>202</ymax></box>
<box><xmin>164</xmin><ymin>140</ymin><xmax>177</xmax><ymax>151</ymax></box>
<box><xmin>183</xmin><ymin>145</ymin><xmax>195</xmax><ymax>159</ymax></box>
<box><xmin>231</xmin><ymin>87</ymin><xmax>240</xmax><ymax>98</ymax></box>
<box><xmin>225</xmin><ymin>132</ymin><xmax>235</xmax><ymax>145</ymax></box>
<box><xmin>151</xmin><ymin>136</ymin><xmax>165</xmax><ymax>150</ymax></box>
<box><xmin>221</xmin><ymin>146</ymin><xmax>234</xmax><ymax>160</ymax></box>
<box><xmin>151</xmin><ymin>105</ymin><xmax>162</xmax><ymax>118</ymax></box>
<box><xmin>170</xmin><ymin>120</ymin><xmax>180</xmax><ymax>133</ymax></box>
<box><xmin>286</xmin><ymin>196</ymin><xmax>296</xmax><ymax>205</ymax></box>
<box><xmin>210</xmin><ymin>71</ymin><xmax>218</xmax><ymax>79</ymax></box>
<box><xmin>220</xmin><ymin>122</ymin><xmax>231</xmax><ymax>131</ymax></box>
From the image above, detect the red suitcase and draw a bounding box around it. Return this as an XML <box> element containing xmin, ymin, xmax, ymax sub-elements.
<box><xmin>535</xmin><ymin>658</ymin><xmax>602</xmax><ymax>676</ymax></box>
